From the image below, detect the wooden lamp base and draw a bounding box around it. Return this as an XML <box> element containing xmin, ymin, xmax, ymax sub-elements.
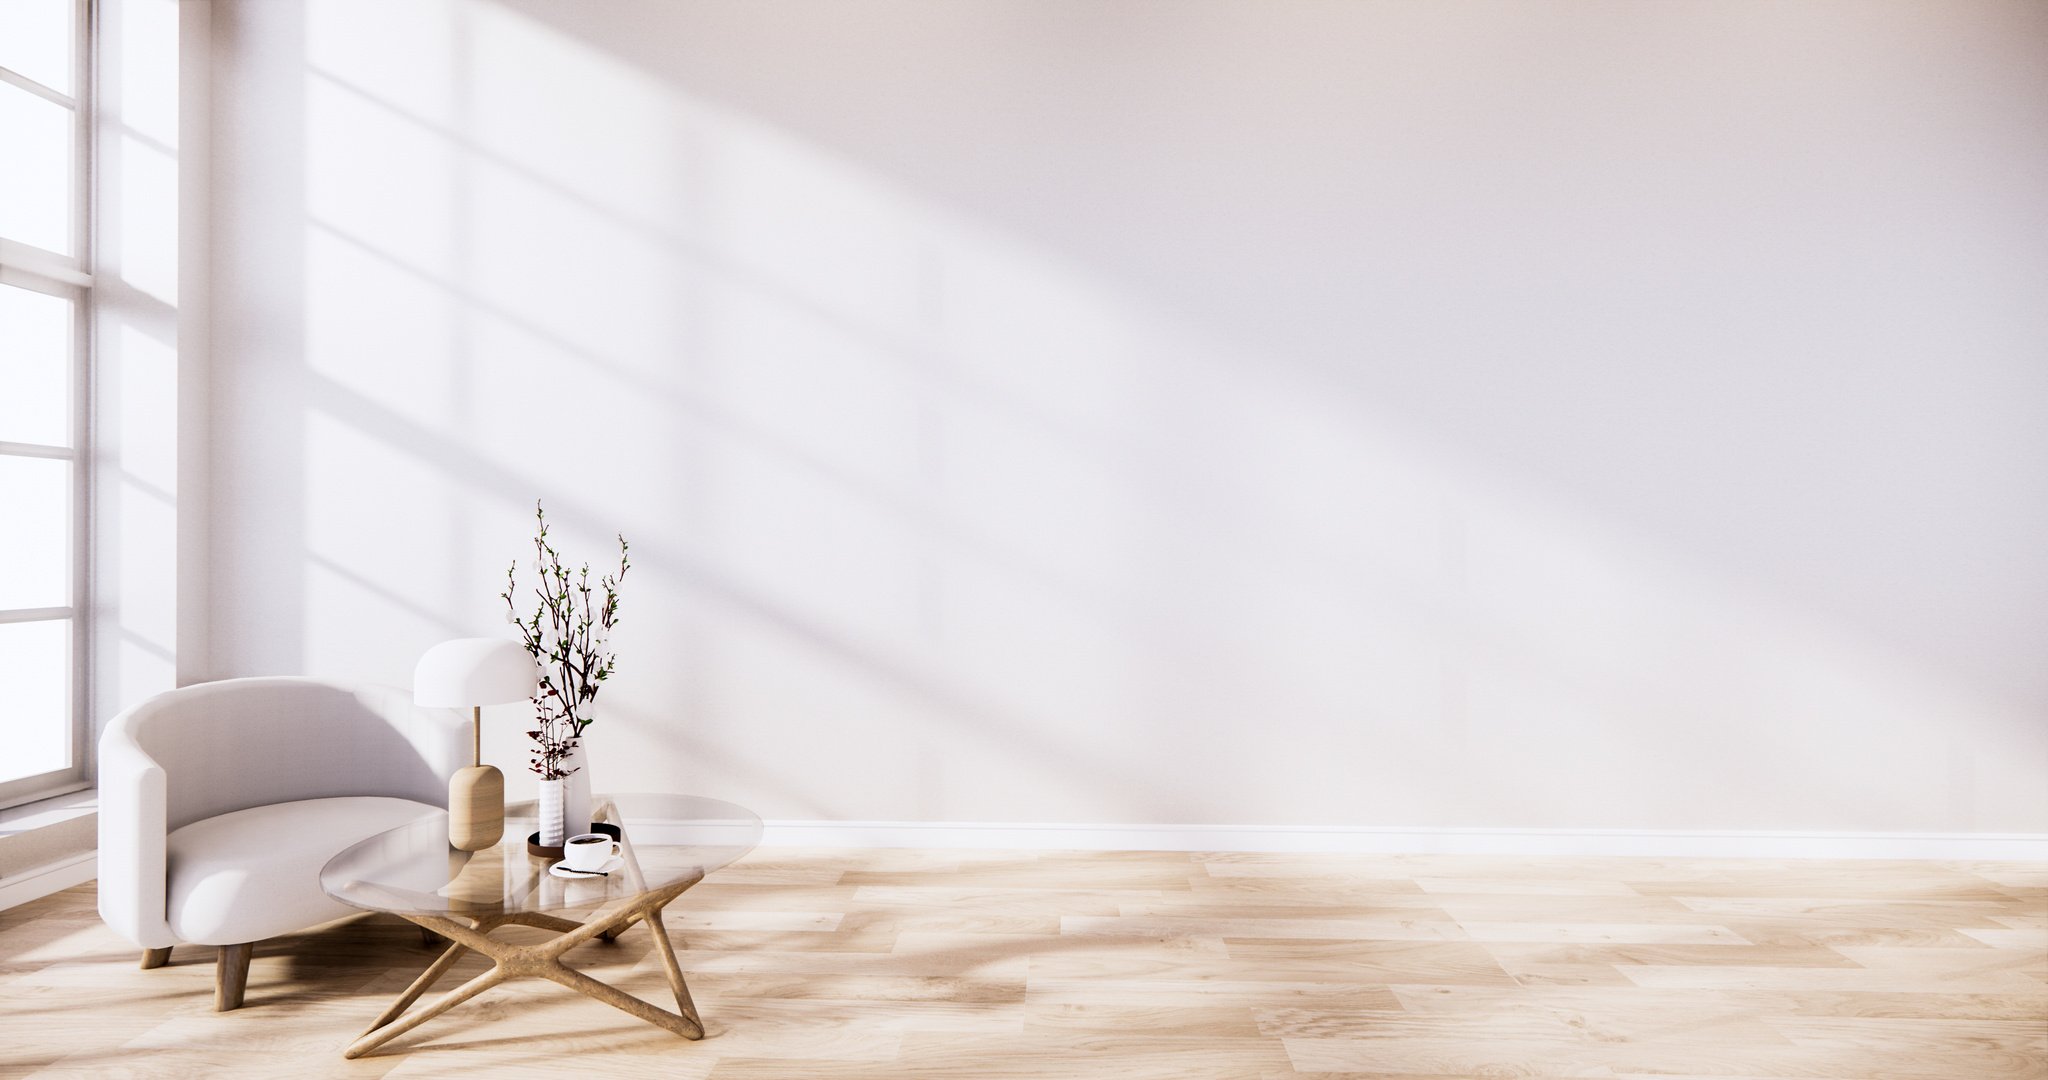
<box><xmin>449</xmin><ymin>765</ymin><xmax>504</xmax><ymax>851</ymax></box>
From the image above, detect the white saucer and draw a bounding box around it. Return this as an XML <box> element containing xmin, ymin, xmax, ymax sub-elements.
<box><xmin>548</xmin><ymin>855</ymin><xmax>624</xmax><ymax>879</ymax></box>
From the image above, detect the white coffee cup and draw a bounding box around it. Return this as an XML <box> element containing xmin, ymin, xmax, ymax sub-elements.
<box><xmin>563</xmin><ymin>832</ymin><xmax>621</xmax><ymax>872</ymax></box>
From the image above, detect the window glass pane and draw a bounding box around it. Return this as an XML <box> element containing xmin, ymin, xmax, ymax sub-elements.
<box><xmin>0</xmin><ymin>83</ymin><xmax>75</xmax><ymax>257</ymax></box>
<box><xmin>0</xmin><ymin>0</ymin><xmax>74</xmax><ymax>97</ymax></box>
<box><xmin>0</xmin><ymin>456</ymin><xmax>70</xmax><ymax>609</ymax></box>
<box><xmin>0</xmin><ymin>619</ymin><xmax>71</xmax><ymax>783</ymax></box>
<box><xmin>0</xmin><ymin>284</ymin><xmax>73</xmax><ymax>447</ymax></box>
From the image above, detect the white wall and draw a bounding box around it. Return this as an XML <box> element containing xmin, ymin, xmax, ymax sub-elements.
<box><xmin>92</xmin><ymin>0</ymin><xmax>206</xmax><ymax>745</ymax></box>
<box><xmin>204</xmin><ymin>0</ymin><xmax>2048</xmax><ymax>835</ymax></box>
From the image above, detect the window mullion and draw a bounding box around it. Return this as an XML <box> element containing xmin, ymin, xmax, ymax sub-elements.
<box><xmin>75</xmin><ymin>0</ymin><xmax>96</xmax><ymax>794</ymax></box>
<box><xmin>0</xmin><ymin>441</ymin><xmax>77</xmax><ymax>461</ymax></box>
<box><xmin>74</xmin><ymin>0</ymin><xmax>94</xmax><ymax>277</ymax></box>
<box><xmin>0</xmin><ymin>64</ymin><xmax>76</xmax><ymax>109</ymax></box>
<box><xmin>0</xmin><ymin>240</ymin><xmax>93</xmax><ymax>288</ymax></box>
<box><xmin>0</xmin><ymin>608</ymin><xmax>75</xmax><ymax>625</ymax></box>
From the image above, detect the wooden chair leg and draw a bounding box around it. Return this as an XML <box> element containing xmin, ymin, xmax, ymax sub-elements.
<box><xmin>215</xmin><ymin>942</ymin><xmax>254</xmax><ymax>1011</ymax></box>
<box><xmin>140</xmin><ymin>947</ymin><xmax>172</xmax><ymax>970</ymax></box>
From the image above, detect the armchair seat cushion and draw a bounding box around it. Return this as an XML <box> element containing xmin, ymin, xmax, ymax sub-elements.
<box><xmin>165</xmin><ymin>797</ymin><xmax>442</xmax><ymax>945</ymax></box>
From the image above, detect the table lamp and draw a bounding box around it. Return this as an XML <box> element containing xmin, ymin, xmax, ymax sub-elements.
<box><xmin>415</xmin><ymin>638</ymin><xmax>535</xmax><ymax>851</ymax></box>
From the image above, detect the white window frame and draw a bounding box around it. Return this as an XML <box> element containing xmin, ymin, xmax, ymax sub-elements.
<box><xmin>0</xmin><ymin>0</ymin><xmax>95</xmax><ymax>809</ymax></box>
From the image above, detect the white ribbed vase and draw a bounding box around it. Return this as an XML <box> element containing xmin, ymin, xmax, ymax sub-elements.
<box><xmin>538</xmin><ymin>778</ymin><xmax>567</xmax><ymax>847</ymax></box>
<box><xmin>562</xmin><ymin>741</ymin><xmax>593</xmax><ymax>836</ymax></box>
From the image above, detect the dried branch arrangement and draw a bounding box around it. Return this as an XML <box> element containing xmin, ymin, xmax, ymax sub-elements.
<box><xmin>501</xmin><ymin>500</ymin><xmax>631</xmax><ymax>779</ymax></box>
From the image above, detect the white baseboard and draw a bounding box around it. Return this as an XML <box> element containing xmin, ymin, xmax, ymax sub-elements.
<box><xmin>0</xmin><ymin>851</ymin><xmax>96</xmax><ymax>911</ymax></box>
<box><xmin>761</xmin><ymin>821</ymin><xmax>2048</xmax><ymax>861</ymax></box>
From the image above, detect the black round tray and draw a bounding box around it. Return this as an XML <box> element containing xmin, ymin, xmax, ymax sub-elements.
<box><xmin>526</xmin><ymin>820</ymin><xmax>621</xmax><ymax>861</ymax></box>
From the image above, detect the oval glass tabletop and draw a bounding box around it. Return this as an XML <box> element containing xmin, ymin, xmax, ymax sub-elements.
<box><xmin>321</xmin><ymin>793</ymin><xmax>761</xmax><ymax>919</ymax></box>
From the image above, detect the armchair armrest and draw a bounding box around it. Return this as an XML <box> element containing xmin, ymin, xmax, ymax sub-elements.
<box><xmin>96</xmin><ymin>721</ymin><xmax>175</xmax><ymax>949</ymax></box>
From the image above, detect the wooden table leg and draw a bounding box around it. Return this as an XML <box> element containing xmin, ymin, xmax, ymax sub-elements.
<box><xmin>346</xmin><ymin>964</ymin><xmax>508</xmax><ymax>1058</ymax></box>
<box><xmin>640</xmin><ymin>902</ymin><xmax>704</xmax><ymax>1033</ymax></box>
<box><xmin>535</xmin><ymin>961</ymin><xmax>703</xmax><ymax>1039</ymax></box>
<box><xmin>500</xmin><ymin>912</ymin><xmax>584</xmax><ymax>935</ymax></box>
<box><xmin>368</xmin><ymin>934</ymin><xmax>477</xmax><ymax>1032</ymax></box>
<box><xmin>599</xmin><ymin>910</ymin><xmax>641</xmax><ymax>942</ymax></box>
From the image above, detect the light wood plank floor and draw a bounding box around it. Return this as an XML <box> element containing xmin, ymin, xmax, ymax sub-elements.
<box><xmin>1</xmin><ymin>849</ymin><xmax>2042</xmax><ymax>1078</ymax></box>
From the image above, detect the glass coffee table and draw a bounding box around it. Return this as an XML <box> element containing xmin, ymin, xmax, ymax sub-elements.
<box><xmin>320</xmin><ymin>793</ymin><xmax>760</xmax><ymax>1059</ymax></box>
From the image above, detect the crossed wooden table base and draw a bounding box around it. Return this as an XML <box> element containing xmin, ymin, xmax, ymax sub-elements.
<box><xmin>346</xmin><ymin>870</ymin><xmax>707</xmax><ymax>1059</ymax></box>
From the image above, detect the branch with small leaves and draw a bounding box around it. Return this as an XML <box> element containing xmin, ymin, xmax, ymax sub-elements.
<box><xmin>501</xmin><ymin>500</ymin><xmax>630</xmax><ymax>780</ymax></box>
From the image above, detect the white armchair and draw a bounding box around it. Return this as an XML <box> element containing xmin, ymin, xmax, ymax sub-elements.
<box><xmin>97</xmin><ymin>677</ymin><xmax>469</xmax><ymax>1009</ymax></box>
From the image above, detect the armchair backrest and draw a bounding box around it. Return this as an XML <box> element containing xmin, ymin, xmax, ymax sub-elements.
<box><xmin>115</xmin><ymin>677</ymin><xmax>469</xmax><ymax>832</ymax></box>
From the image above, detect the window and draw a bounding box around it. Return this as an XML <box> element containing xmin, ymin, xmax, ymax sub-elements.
<box><xmin>0</xmin><ymin>0</ymin><xmax>91</xmax><ymax>807</ymax></box>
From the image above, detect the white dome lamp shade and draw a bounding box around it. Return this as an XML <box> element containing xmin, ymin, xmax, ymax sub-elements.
<box><xmin>415</xmin><ymin>638</ymin><xmax>536</xmax><ymax>851</ymax></box>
